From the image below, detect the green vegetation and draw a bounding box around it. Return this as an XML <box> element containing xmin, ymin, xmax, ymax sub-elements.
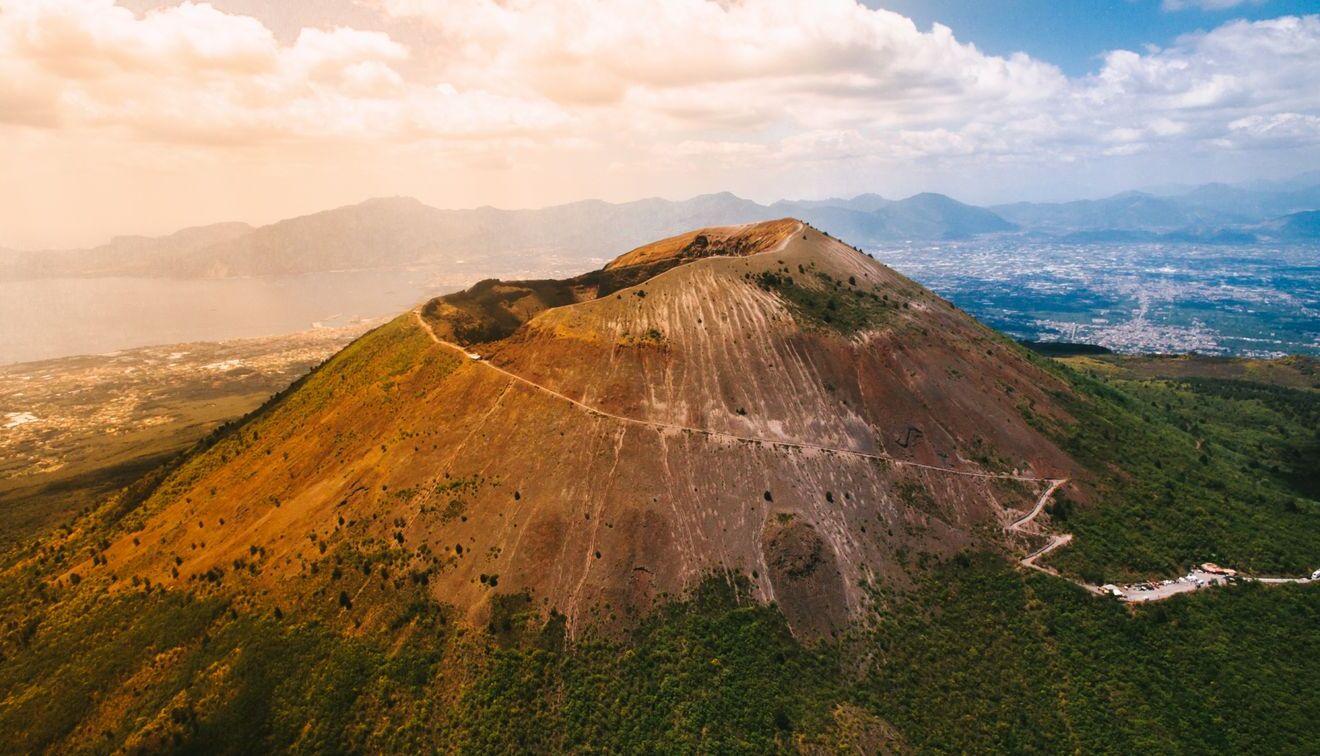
<box><xmin>619</xmin><ymin>327</ymin><xmax>666</xmax><ymax>347</ymax></box>
<box><xmin>2</xmin><ymin>558</ymin><xmax>1316</xmax><ymax>752</ymax></box>
<box><xmin>0</xmin><ymin>574</ymin><xmax>841</xmax><ymax>752</ymax></box>
<box><xmin>1029</xmin><ymin>354</ymin><xmax>1320</xmax><ymax>582</ymax></box>
<box><xmin>861</xmin><ymin>555</ymin><xmax>1320</xmax><ymax>753</ymax></box>
<box><xmin>749</xmin><ymin>270</ymin><xmax>898</xmax><ymax>334</ymax></box>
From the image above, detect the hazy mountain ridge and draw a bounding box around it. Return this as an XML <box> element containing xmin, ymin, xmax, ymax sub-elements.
<box><xmin>1053</xmin><ymin>208</ymin><xmax>1320</xmax><ymax>244</ymax></box>
<box><xmin>5</xmin><ymin>175</ymin><xmax>1318</xmax><ymax>282</ymax></box>
<box><xmin>992</xmin><ymin>191</ymin><xmax>1244</xmax><ymax>232</ymax></box>
<box><xmin>0</xmin><ymin>222</ymin><xmax>254</xmax><ymax>279</ymax></box>
<box><xmin>1259</xmin><ymin>209</ymin><xmax>1320</xmax><ymax>240</ymax></box>
<box><xmin>0</xmin><ymin>192</ymin><xmax>1015</xmax><ymax>280</ymax></box>
<box><xmin>993</xmin><ymin>179</ymin><xmax>1320</xmax><ymax>238</ymax></box>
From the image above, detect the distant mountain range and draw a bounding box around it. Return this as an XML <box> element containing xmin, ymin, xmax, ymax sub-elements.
<box><xmin>2</xmin><ymin>175</ymin><xmax>1317</xmax><ymax>280</ymax></box>
<box><xmin>991</xmin><ymin>192</ymin><xmax>1234</xmax><ymax>233</ymax></box>
<box><xmin>992</xmin><ymin>182</ymin><xmax>1320</xmax><ymax>238</ymax></box>
<box><xmin>0</xmin><ymin>222</ymin><xmax>255</xmax><ymax>279</ymax></box>
<box><xmin>0</xmin><ymin>192</ymin><xmax>1015</xmax><ymax>280</ymax></box>
<box><xmin>1259</xmin><ymin>209</ymin><xmax>1320</xmax><ymax>240</ymax></box>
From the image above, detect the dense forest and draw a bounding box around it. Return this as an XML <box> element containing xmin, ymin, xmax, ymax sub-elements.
<box><xmin>2</xmin><ymin>556</ymin><xmax>1315</xmax><ymax>752</ymax></box>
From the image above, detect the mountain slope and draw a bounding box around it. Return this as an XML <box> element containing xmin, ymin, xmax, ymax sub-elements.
<box><xmin>2</xmin><ymin>193</ymin><xmax>1017</xmax><ymax>280</ymax></box>
<box><xmin>881</xmin><ymin>192</ymin><xmax>1017</xmax><ymax>238</ymax></box>
<box><xmin>6</xmin><ymin>221</ymin><xmax>1320</xmax><ymax>752</ymax></box>
<box><xmin>1259</xmin><ymin>209</ymin><xmax>1320</xmax><ymax>240</ymax></box>
<box><xmin>73</xmin><ymin>219</ymin><xmax>1080</xmax><ymax>640</ymax></box>
<box><xmin>176</xmin><ymin>193</ymin><xmax>781</xmax><ymax>278</ymax></box>
<box><xmin>990</xmin><ymin>191</ymin><xmax>1232</xmax><ymax>232</ymax></box>
<box><xmin>990</xmin><ymin>176</ymin><xmax>1320</xmax><ymax>234</ymax></box>
<box><xmin>0</xmin><ymin>222</ymin><xmax>254</xmax><ymax>279</ymax></box>
<box><xmin>1171</xmin><ymin>181</ymin><xmax>1320</xmax><ymax>221</ymax></box>
<box><xmin>776</xmin><ymin>192</ymin><xmax>1016</xmax><ymax>240</ymax></box>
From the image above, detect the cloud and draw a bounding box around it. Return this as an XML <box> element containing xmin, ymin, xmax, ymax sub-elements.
<box><xmin>364</xmin><ymin>1</ymin><xmax>1320</xmax><ymax>163</ymax></box>
<box><xmin>7</xmin><ymin>0</ymin><xmax>1316</xmax><ymax>162</ymax></box>
<box><xmin>1076</xmin><ymin>16</ymin><xmax>1320</xmax><ymax>150</ymax></box>
<box><xmin>1225</xmin><ymin>113</ymin><xmax>1320</xmax><ymax>147</ymax></box>
<box><xmin>2</xmin><ymin>1</ymin><xmax>1319</xmax><ymax>247</ymax></box>
<box><xmin>378</xmin><ymin>0</ymin><xmax>1067</xmax><ymax>112</ymax></box>
<box><xmin>0</xmin><ymin>0</ymin><xmax>567</xmax><ymax>141</ymax></box>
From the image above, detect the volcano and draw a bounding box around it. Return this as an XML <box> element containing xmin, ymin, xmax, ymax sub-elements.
<box><xmin>82</xmin><ymin>219</ymin><xmax>1081</xmax><ymax>639</ymax></box>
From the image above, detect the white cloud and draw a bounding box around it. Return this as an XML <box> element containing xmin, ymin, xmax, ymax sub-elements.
<box><xmin>1076</xmin><ymin>17</ymin><xmax>1320</xmax><ymax>149</ymax></box>
<box><xmin>363</xmin><ymin>1</ymin><xmax>1320</xmax><ymax>163</ymax></box>
<box><xmin>7</xmin><ymin>1</ymin><xmax>1316</xmax><ymax>160</ymax></box>
<box><xmin>0</xmin><ymin>0</ymin><xmax>567</xmax><ymax>141</ymax></box>
<box><xmin>1</xmin><ymin>1</ymin><xmax>1319</xmax><ymax>246</ymax></box>
<box><xmin>378</xmin><ymin>0</ymin><xmax>1067</xmax><ymax>114</ymax></box>
<box><xmin>1226</xmin><ymin>113</ymin><xmax>1320</xmax><ymax>146</ymax></box>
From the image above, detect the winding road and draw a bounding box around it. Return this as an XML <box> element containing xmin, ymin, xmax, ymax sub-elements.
<box><xmin>412</xmin><ymin>309</ymin><xmax>1058</xmax><ymax>484</ymax></box>
<box><xmin>1007</xmin><ymin>478</ymin><xmax>1068</xmax><ymax>532</ymax></box>
<box><xmin>412</xmin><ymin>309</ymin><xmax>1312</xmax><ymax>604</ymax></box>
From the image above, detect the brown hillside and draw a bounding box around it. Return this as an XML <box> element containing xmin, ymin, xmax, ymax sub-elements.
<box><xmin>418</xmin><ymin>218</ymin><xmax>801</xmax><ymax>345</ymax></box>
<box><xmin>76</xmin><ymin>220</ymin><xmax>1083</xmax><ymax>639</ymax></box>
<box><xmin>603</xmin><ymin>218</ymin><xmax>802</xmax><ymax>269</ymax></box>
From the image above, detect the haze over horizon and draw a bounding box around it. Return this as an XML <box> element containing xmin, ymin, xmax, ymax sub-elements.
<box><xmin>4</xmin><ymin>0</ymin><xmax>1320</xmax><ymax>248</ymax></box>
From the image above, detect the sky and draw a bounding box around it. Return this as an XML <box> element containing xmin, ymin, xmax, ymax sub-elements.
<box><xmin>2</xmin><ymin>0</ymin><xmax>1320</xmax><ymax>248</ymax></box>
<box><xmin>875</xmin><ymin>0</ymin><xmax>1320</xmax><ymax>75</ymax></box>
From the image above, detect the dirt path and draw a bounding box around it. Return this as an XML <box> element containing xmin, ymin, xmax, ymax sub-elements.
<box><xmin>1115</xmin><ymin>571</ymin><xmax>1313</xmax><ymax>602</ymax></box>
<box><xmin>413</xmin><ymin>308</ymin><xmax>1312</xmax><ymax>605</ymax></box>
<box><xmin>412</xmin><ymin>309</ymin><xmax>1055</xmax><ymax>484</ymax></box>
<box><xmin>1021</xmin><ymin>534</ymin><xmax>1073</xmax><ymax>572</ymax></box>
<box><xmin>1007</xmin><ymin>478</ymin><xmax>1067</xmax><ymax>532</ymax></box>
<box><xmin>1004</xmin><ymin>477</ymin><xmax>1315</xmax><ymax>601</ymax></box>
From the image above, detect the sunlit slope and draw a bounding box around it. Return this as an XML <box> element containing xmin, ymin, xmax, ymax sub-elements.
<box><xmin>82</xmin><ymin>220</ymin><xmax>1084</xmax><ymax>638</ymax></box>
<box><xmin>486</xmin><ymin>223</ymin><xmax>1077</xmax><ymax>469</ymax></box>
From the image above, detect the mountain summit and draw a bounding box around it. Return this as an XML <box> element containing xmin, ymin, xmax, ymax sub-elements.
<box><xmin>84</xmin><ymin>219</ymin><xmax>1081</xmax><ymax>639</ymax></box>
<box><xmin>14</xmin><ymin>220</ymin><xmax>1320</xmax><ymax>753</ymax></box>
